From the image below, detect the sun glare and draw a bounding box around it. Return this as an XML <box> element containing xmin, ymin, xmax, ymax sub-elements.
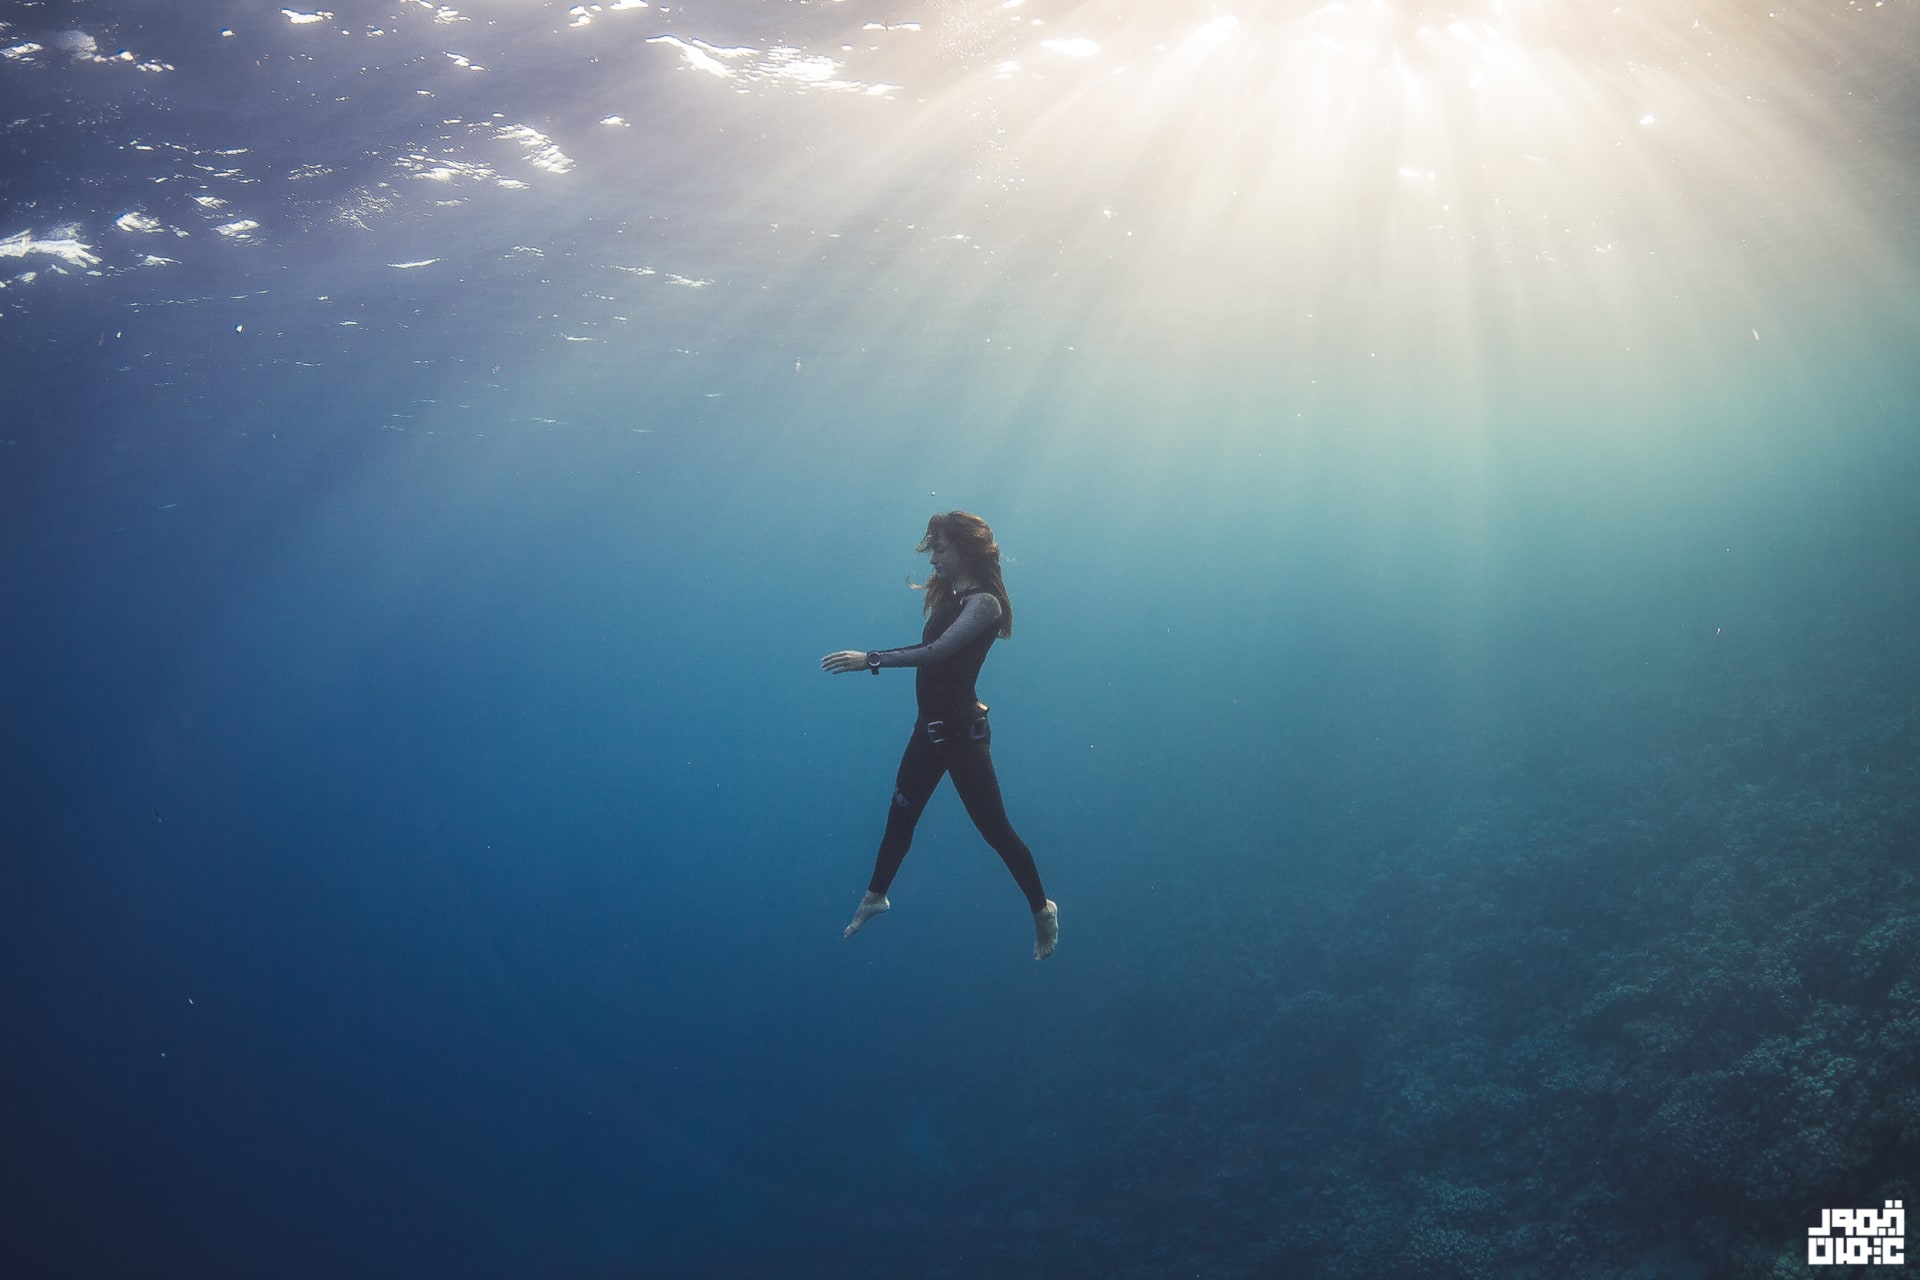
<box><xmin>623</xmin><ymin>0</ymin><xmax>1905</xmax><ymax>508</ymax></box>
<box><xmin>825</xmin><ymin>1</ymin><xmax>1891</xmax><ymax>373</ymax></box>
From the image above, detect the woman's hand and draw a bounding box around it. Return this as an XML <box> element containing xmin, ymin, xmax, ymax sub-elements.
<box><xmin>821</xmin><ymin>649</ymin><xmax>870</xmax><ymax>674</ymax></box>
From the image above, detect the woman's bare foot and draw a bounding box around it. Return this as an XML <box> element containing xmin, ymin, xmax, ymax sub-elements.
<box><xmin>1033</xmin><ymin>899</ymin><xmax>1058</xmax><ymax>960</ymax></box>
<box><xmin>843</xmin><ymin>891</ymin><xmax>890</xmax><ymax>938</ymax></box>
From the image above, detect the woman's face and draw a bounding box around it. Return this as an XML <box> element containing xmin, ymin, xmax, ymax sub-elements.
<box><xmin>927</xmin><ymin>531</ymin><xmax>966</xmax><ymax>582</ymax></box>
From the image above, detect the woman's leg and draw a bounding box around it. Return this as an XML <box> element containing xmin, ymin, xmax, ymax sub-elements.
<box><xmin>945</xmin><ymin>737</ymin><xmax>1048</xmax><ymax>914</ymax></box>
<box><xmin>866</xmin><ymin>728</ymin><xmax>948</xmax><ymax>897</ymax></box>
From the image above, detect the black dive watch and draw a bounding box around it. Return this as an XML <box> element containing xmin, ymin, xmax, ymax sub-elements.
<box><xmin>866</xmin><ymin>650</ymin><xmax>882</xmax><ymax>675</ymax></box>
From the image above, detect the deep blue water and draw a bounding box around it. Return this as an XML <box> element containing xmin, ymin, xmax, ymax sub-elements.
<box><xmin>4</xmin><ymin>2</ymin><xmax>1917</xmax><ymax>1277</ymax></box>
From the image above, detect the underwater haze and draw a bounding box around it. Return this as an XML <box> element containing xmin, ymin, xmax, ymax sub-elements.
<box><xmin>3</xmin><ymin>1</ymin><xmax>1917</xmax><ymax>1276</ymax></box>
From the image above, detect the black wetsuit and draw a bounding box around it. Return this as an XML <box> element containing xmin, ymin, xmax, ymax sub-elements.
<box><xmin>865</xmin><ymin>588</ymin><xmax>1047</xmax><ymax>912</ymax></box>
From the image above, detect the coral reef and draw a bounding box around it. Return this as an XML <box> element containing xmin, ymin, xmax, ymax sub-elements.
<box><xmin>934</xmin><ymin>594</ymin><xmax>1918</xmax><ymax>1278</ymax></box>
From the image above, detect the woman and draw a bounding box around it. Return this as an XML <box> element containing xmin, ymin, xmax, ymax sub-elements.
<box><xmin>822</xmin><ymin>511</ymin><xmax>1059</xmax><ymax>960</ymax></box>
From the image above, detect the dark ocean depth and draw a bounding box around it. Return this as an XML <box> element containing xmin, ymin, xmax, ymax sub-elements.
<box><xmin>3</xmin><ymin>2</ymin><xmax>1917</xmax><ymax>1277</ymax></box>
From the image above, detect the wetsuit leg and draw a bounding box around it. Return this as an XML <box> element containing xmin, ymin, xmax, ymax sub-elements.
<box><xmin>866</xmin><ymin>728</ymin><xmax>947</xmax><ymax>897</ymax></box>
<box><xmin>945</xmin><ymin>737</ymin><xmax>1048</xmax><ymax>913</ymax></box>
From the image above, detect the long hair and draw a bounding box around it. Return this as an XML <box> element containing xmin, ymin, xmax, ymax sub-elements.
<box><xmin>914</xmin><ymin>510</ymin><xmax>1013</xmax><ymax>638</ymax></box>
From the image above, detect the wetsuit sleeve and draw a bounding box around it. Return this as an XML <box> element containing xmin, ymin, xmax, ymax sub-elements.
<box><xmin>867</xmin><ymin>593</ymin><xmax>1002</xmax><ymax>670</ymax></box>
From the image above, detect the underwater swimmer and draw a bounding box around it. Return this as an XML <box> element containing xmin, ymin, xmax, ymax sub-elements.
<box><xmin>822</xmin><ymin>511</ymin><xmax>1059</xmax><ymax>960</ymax></box>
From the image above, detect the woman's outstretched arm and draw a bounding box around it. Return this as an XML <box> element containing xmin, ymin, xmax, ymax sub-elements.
<box><xmin>821</xmin><ymin>592</ymin><xmax>1002</xmax><ymax>674</ymax></box>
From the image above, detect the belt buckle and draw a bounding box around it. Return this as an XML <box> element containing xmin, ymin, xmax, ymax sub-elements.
<box><xmin>925</xmin><ymin>719</ymin><xmax>949</xmax><ymax>745</ymax></box>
